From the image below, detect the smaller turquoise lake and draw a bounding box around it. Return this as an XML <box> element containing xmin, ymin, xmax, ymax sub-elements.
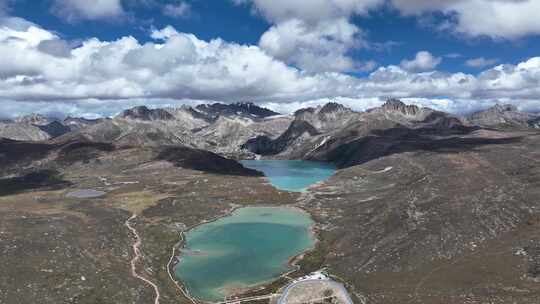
<box><xmin>240</xmin><ymin>160</ymin><xmax>337</xmax><ymax>192</ymax></box>
<box><xmin>176</xmin><ymin>207</ymin><xmax>315</xmax><ymax>302</ymax></box>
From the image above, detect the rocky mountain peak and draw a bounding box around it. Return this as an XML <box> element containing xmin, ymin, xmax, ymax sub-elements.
<box><xmin>471</xmin><ymin>104</ymin><xmax>520</xmax><ymax>119</ymax></box>
<box><xmin>319</xmin><ymin>102</ymin><xmax>352</xmax><ymax>114</ymax></box>
<box><xmin>380</xmin><ymin>99</ymin><xmax>422</xmax><ymax>116</ymax></box>
<box><xmin>291</xmin><ymin>102</ymin><xmax>359</xmax><ymax>134</ymax></box>
<box><xmin>467</xmin><ymin>103</ymin><xmax>538</xmax><ymax>128</ymax></box>
<box><xmin>118</xmin><ymin>106</ymin><xmax>174</xmax><ymax>121</ymax></box>
<box><xmin>294</xmin><ymin>103</ymin><xmax>353</xmax><ymax>118</ymax></box>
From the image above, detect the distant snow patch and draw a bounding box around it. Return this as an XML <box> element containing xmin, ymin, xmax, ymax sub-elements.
<box><xmin>375</xmin><ymin>167</ymin><xmax>393</xmax><ymax>173</ymax></box>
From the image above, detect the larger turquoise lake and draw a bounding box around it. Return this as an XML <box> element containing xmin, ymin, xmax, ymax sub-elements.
<box><xmin>240</xmin><ymin>160</ymin><xmax>337</xmax><ymax>192</ymax></box>
<box><xmin>175</xmin><ymin>207</ymin><xmax>315</xmax><ymax>302</ymax></box>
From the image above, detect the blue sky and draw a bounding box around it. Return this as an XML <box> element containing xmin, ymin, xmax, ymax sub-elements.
<box><xmin>1</xmin><ymin>0</ymin><xmax>540</xmax><ymax>117</ymax></box>
<box><xmin>12</xmin><ymin>0</ymin><xmax>540</xmax><ymax>73</ymax></box>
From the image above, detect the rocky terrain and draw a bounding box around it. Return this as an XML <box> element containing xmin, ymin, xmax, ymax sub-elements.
<box><xmin>1</xmin><ymin>99</ymin><xmax>540</xmax><ymax>304</ymax></box>
<box><xmin>32</xmin><ymin>102</ymin><xmax>290</xmax><ymax>157</ymax></box>
<box><xmin>467</xmin><ymin>104</ymin><xmax>540</xmax><ymax>129</ymax></box>
<box><xmin>0</xmin><ymin>102</ymin><xmax>289</xmax><ymax>154</ymax></box>
<box><xmin>243</xmin><ymin>99</ymin><xmax>475</xmax><ymax>164</ymax></box>
<box><xmin>0</xmin><ymin>136</ymin><xmax>294</xmax><ymax>304</ymax></box>
<box><xmin>3</xmin><ymin>100</ymin><xmax>538</xmax><ymax>160</ymax></box>
<box><xmin>301</xmin><ymin>128</ymin><xmax>540</xmax><ymax>303</ymax></box>
<box><xmin>0</xmin><ymin>114</ymin><xmax>94</xmax><ymax>141</ymax></box>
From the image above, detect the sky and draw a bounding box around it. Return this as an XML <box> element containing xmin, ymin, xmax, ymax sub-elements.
<box><xmin>1</xmin><ymin>0</ymin><xmax>540</xmax><ymax>118</ymax></box>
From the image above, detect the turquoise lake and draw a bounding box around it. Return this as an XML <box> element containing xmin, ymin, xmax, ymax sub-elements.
<box><xmin>175</xmin><ymin>207</ymin><xmax>315</xmax><ymax>302</ymax></box>
<box><xmin>240</xmin><ymin>160</ymin><xmax>337</xmax><ymax>192</ymax></box>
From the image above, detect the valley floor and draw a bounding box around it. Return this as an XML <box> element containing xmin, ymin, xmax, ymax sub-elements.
<box><xmin>0</xmin><ymin>146</ymin><xmax>299</xmax><ymax>304</ymax></box>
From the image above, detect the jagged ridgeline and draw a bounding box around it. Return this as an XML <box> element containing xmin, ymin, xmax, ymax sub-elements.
<box><xmin>1</xmin><ymin>100</ymin><xmax>539</xmax><ymax>162</ymax></box>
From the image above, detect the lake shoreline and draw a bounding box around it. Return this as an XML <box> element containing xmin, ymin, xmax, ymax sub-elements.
<box><xmin>239</xmin><ymin>160</ymin><xmax>337</xmax><ymax>192</ymax></box>
<box><xmin>170</xmin><ymin>204</ymin><xmax>319</xmax><ymax>303</ymax></box>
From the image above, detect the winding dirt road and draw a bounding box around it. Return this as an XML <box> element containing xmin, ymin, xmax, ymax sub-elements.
<box><xmin>125</xmin><ymin>214</ymin><xmax>161</xmax><ymax>304</ymax></box>
<box><xmin>125</xmin><ymin>214</ymin><xmax>281</xmax><ymax>304</ymax></box>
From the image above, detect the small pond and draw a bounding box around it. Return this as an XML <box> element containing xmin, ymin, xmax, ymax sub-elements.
<box><xmin>65</xmin><ymin>189</ymin><xmax>106</xmax><ymax>198</ymax></box>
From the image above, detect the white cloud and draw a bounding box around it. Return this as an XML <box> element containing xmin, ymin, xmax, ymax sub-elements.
<box><xmin>163</xmin><ymin>2</ymin><xmax>191</xmax><ymax>18</ymax></box>
<box><xmin>452</xmin><ymin>0</ymin><xmax>540</xmax><ymax>39</ymax></box>
<box><xmin>0</xmin><ymin>23</ymin><xmax>320</xmax><ymax>102</ymax></box>
<box><xmin>390</xmin><ymin>0</ymin><xmax>540</xmax><ymax>39</ymax></box>
<box><xmin>259</xmin><ymin>18</ymin><xmax>372</xmax><ymax>73</ymax></box>
<box><xmin>234</xmin><ymin>0</ymin><xmax>383</xmax><ymax>23</ymax></box>
<box><xmin>400</xmin><ymin>51</ymin><xmax>442</xmax><ymax>72</ymax></box>
<box><xmin>465</xmin><ymin>57</ymin><xmax>499</xmax><ymax>68</ymax></box>
<box><xmin>51</xmin><ymin>0</ymin><xmax>124</xmax><ymax>22</ymax></box>
<box><xmin>236</xmin><ymin>0</ymin><xmax>384</xmax><ymax>73</ymax></box>
<box><xmin>1</xmin><ymin>20</ymin><xmax>540</xmax><ymax>117</ymax></box>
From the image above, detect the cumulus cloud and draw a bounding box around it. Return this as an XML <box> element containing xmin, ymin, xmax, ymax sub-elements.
<box><xmin>1</xmin><ymin>20</ymin><xmax>540</xmax><ymax>117</ymax></box>
<box><xmin>51</xmin><ymin>0</ymin><xmax>124</xmax><ymax>22</ymax></box>
<box><xmin>0</xmin><ymin>23</ymin><xmax>320</xmax><ymax>102</ymax></box>
<box><xmin>465</xmin><ymin>57</ymin><xmax>499</xmax><ymax>68</ymax></box>
<box><xmin>390</xmin><ymin>0</ymin><xmax>540</xmax><ymax>39</ymax></box>
<box><xmin>259</xmin><ymin>18</ymin><xmax>371</xmax><ymax>72</ymax></box>
<box><xmin>400</xmin><ymin>51</ymin><xmax>442</xmax><ymax>72</ymax></box>
<box><xmin>235</xmin><ymin>0</ymin><xmax>382</xmax><ymax>23</ymax></box>
<box><xmin>236</xmin><ymin>0</ymin><xmax>383</xmax><ymax>73</ymax></box>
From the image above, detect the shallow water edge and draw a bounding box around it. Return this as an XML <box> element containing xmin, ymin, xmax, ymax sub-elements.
<box><xmin>173</xmin><ymin>205</ymin><xmax>318</xmax><ymax>302</ymax></box>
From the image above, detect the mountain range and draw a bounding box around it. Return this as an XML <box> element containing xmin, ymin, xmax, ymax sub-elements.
<box><xmin>1</xmin><ymin>100</ymin><xmax>539</xmax><ymax>162</ymax></box>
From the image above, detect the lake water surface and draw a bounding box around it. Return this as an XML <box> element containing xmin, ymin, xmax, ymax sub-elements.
<box><xmin>175</xmin><ymin>207</ymin><xmax>315</xmax><ymax>302</ymax></box>
<box><xmin>240</xmin><ymin>160</ymin><xmax>337</xmax><ymax>192</ymax></box>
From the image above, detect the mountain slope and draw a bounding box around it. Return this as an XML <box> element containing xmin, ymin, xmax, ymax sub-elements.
<box><xmin>56</xmin><ymin>104</ymin><xmax>291</xmax><ymax>156</ymax></box>
<box><xmin>242</xmin><ymin>102</ymin><xmax>359</xmax><ymax>156</ymax></box>
<box><xmin>302</xmin><ymin>129</ymin><xmax>540</xmax><ymax>303</ymax></box>
<box><xmin>0</xmin><ymin>115</ymin><xmax>71</xmax><ymax>141</ymax></box>
<box><xmin>0</xmin><ymin>122</ymin><xmax>51</xmax><ymax>141</ymax></box>
<box><xmin>242</xmin><ymin>99</ymin><xmax>471</xmax><ymax>164</ymax></box>
<box><xmin>467</xmin><ymin>104</ymin><xmax>539</xmax><ymax>129</ymax></box>
<box><xmin>4</xmin><ymin>100</ymin><xmax>539</xmax><ymax>162</ymax></box>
